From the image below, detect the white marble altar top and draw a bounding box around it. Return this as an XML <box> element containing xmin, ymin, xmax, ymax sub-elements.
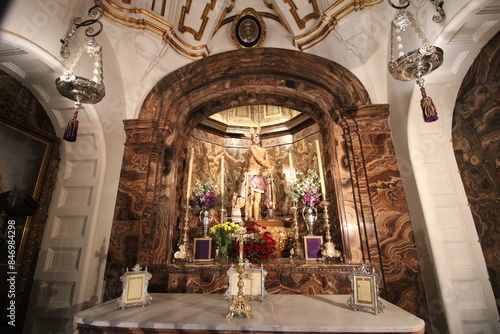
<box><xmin>74</xmin><ymin>293</ymin><xmax>425</xmax><ymax>333</ymax></box>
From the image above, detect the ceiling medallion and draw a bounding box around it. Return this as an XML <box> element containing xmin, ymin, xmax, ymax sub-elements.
<box><xmin>231</xmin><ymin>8</ymin><xmax>266</xmax><ymax>49</ymax></box>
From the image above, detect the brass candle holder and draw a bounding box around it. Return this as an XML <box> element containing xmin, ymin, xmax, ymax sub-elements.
<box><xmin>321</xmin><ymin>200</ymin><xmax>341</xmax><ymax>262</ymax></box>
<box><xmin>226</xmin><ymin>227</ymin><xmax>254</xmax><ymax>318</ymax></box>
<box><xmin>289</xmin><ymin>201</ymin><xmax>303</xmax><ymax>258</ymax></box>
<box><xmin>173</xmin><ymin>205</ymin><xmax>192</xmax><ymax>262</ymax></box>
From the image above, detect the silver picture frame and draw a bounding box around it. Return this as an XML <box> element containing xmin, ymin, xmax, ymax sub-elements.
<box><xmin>347</xmin><ymin>264</ymin><xmax>384</xmax><ymax>315</ymax></box>
<box><xmin>116</xmin><ymin>264</ymin><xmax>152</xmax><ymax>309</ymax></box>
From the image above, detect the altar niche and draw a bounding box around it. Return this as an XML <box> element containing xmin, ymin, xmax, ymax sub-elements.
<box><xmin>180</xmin><ymin>122</ymin><xmax>338</xmax><ymax>258</ymax></box>
<box><xmin>105</xmin><ymin>48</ymin><xmax>427</xmax><ymax>322</ymax></box>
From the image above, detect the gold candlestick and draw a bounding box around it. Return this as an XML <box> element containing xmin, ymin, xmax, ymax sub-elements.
<box><xmin>226</xmin><ymin>227</ymin><xmax>254</xmax><ymax>318</ymax></box>
<box><xmin>174</xmin><ymin>205</ymin><xmax>192</xmax><ymax>262</ymax></box>
<box><xmin>321</xmin><ymin>200</ymin><xmax>341</xmax><ymax>262</ymax></box>
<box><xmin>289</xmin><ymin>201</ymin><xmax>303</xmax><ymax>258</ymax></box>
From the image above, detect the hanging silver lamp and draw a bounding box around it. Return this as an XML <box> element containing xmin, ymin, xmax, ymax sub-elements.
<box><xmin>56</xmin><ymin>1</ymin><xmax>105</xmax><ymax>142</ymax></box>
<box><xmin>388</xmin><ymin>1</ymin><xmax>445</xmax><ymax>122</ymax></box>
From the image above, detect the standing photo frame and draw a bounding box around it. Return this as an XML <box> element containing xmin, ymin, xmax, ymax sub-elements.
<box><xmin>193</xmin><ymin>237</ymin><xmax>213</xmax><ymax>261</ymax></box>
<box><xmin>303</xmin><ymin>235</ymin><xmax>323</xmax><ymax>260</ymax></box>
<box><xmin>116</xmin><ymin>264</ymin><xmax>152</xmax><ymax>309</ymax></box>
<box><xmin>224</xmin><ymin>262</ymin><xmax>268</xmax><ymax>302</ymax></box>
<box><xmin>347</xmin><ymin>264</ymin><xmax>384</xmax><ymax>314</ymax></box>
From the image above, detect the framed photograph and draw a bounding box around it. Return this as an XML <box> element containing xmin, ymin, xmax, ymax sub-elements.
<box><xmin>231</xmin><ymin>8</ymin><xmax>266</xmax><ymax>48</ymax></box>
<box><xmin>193</xmin><ymin>237</ymin><xmax>213</xmax><ymax>261</ymax></box>
<box><xmin>116</xmin><ymin>264</ymin><xmax>152</xmax><ymax>309</ymax></box>
<box><xmin>0</xmin><ymin>121</ymin><xmax>51</xmax><ymax>262</ymax></box>
<box><xmin>303</xmin><ymin>235</ymin><xmax>323</xmax><ymax>260</ymax></box>
<box><xmin>347</xmin><ymin>264</ymin><xmax>384</xmax><ymax>314</ymax></box>
<box><xmin>224</xmin><ymin>263</ymin><xmax>268</xmax><ymax>302</ymax></box>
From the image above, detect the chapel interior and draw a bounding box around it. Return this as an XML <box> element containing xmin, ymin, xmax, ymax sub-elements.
<box><xmin>0</xmin><ymin>1</ymin><xmax>499</xmax><ymax>334</ymax></box>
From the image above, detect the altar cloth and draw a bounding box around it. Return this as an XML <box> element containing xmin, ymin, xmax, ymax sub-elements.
<box><xmin>74</xmin><ymin>293</ymin><xmax>425</xmax><ymax>333</ymax></box>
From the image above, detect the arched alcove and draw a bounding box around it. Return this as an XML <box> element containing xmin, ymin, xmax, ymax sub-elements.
<box><xmin>105</xmin><ymin>48</ymin><xmax>428</xmax><ymax>321</ymax></box>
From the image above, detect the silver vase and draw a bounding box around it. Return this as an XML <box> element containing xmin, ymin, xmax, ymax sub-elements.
<box><xmin>302</xmin><ymin>207</ymin><xmax>317</xmax><ymax>236</ymax></box>
<box><xmin>199</xmin><ymin>210</ymin><xmax>212</xmax><ymax>237</ymax></box>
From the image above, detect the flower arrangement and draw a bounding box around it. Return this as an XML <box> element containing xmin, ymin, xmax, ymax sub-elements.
<box><xmin>286</xmin><ymin>169</ymin><xmax>322</xmax><ymax>208</ymax></box>
<box><xmin>230</xmin><ymin>222</ymin><xmax>277</xmax><ymax>264</ymax></box>
<box><xmin>210</xmin><ymin>221</ymin><xmax>240</xmax><ymax>260</ymax></box>
<box><xmin>192</xmin><ymin>179</ymin><xmax>219</xmax><ymax>211</ymax></box>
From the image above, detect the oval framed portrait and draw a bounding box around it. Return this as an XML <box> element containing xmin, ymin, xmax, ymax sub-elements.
<box><xmin>231</xmin><ymin>8</ymin><xmax>266</xmax><ymax>48</ymax></box>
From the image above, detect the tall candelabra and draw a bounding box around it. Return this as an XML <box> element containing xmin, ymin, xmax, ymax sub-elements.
<box><xmin>173</xmin><ymin>205</ymin><xmax>192</xmax><ymax>262</ymax></box>
<box><xmin>321</xmin><ymin>201</ymin><xmax>341</xmax><ymax>261</ymax></box>
<box><xmin>226</xmin><ymin>227</ymin><xmax>255</xmax><ymax>318</ymax></box>
<box><xmin>289</xmin><ymin>201</ymin><xmax>303</xmax><ymax>258</ymax></box>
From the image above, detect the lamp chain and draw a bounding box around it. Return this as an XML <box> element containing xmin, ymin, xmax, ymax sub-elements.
<box><xmin>61</xmin><ymin>43</ymin><xmax>86</xmax><ymax>80</ymax></box>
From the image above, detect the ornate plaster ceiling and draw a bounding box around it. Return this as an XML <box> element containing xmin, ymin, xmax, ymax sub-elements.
<box><xmin>202</xmin><ymin>105</ymin><xmax>311</xmax><ymax>136</ymax></box>
<box><xmin>209</xmin><ymin>105</ymin><xmax>300</xmax><ymax>127</ymax></box>
<box><xmin>100</xmin><ymin>0</ymin><xmax>385</xmax><ymax>59</ymax></box>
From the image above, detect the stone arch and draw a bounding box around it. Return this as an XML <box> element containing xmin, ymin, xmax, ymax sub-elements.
<box><xmin>133</xmin><ymin>48</ymin><xmax>375</xmax><ymax>264</ymax></box>
<box><xmin>139</xmin><ymin>48</ymin><xmax>371</xmax><ymax>124</ymax></box>
<box><xmin>106</xmin><ymin>48</ymin><xmax>426</xmax><ymax>319</ymax></box>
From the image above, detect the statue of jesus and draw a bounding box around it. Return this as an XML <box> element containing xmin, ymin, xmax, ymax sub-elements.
<box><xmin>233</xmin><ymin>128</ymin><xmax>272</xmax><ymax>221</ymax></box>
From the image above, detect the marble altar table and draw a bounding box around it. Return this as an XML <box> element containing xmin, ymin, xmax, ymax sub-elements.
<box><xmin>74</xmin><ymin>293</ymin><xmax>425</xmax><ymax>333</ymax></box>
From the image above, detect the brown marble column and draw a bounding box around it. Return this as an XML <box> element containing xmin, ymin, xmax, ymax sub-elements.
<box><xmin>337</xmin><ymin>104</ymin><xmax>426</xmax><ymax>314</ymax></box>
<box><xmin>104</xmin><ymin>119</ymin><xmax>170</xmax><ymax>299</ymax></box>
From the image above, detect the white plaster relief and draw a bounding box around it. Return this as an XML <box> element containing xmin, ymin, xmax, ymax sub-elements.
<box><xmin>449</xmin><ymin>20</ymin><xmax>497</xmax><ymax>44</ymax></box>
<box><xmin>443</xmin><ymin>240</ymin><xmax>474</xmax><ymax>267</ymax></box>
<box><xmin>57</xmin><ymin>186</ymin><xmax>93</xmax><ymax>208</ymax></box>
<box><xmin>44</xmin><ymin>247</ymin><xmax>82</xmax><ymax>272</ymax></box>
<box><xmin>426</xmin><ymin>172</ymin><xmax>455</xmax><ymax>196</ymax></box>
<box><xmin>37</xmin><ymin>280</ymin><xmax>75</xmax><ymax>308</ymax></box>
<box><xmin>453</xmin><ymin>279</ymin><xmax>486</xmax><ymax>309</ymax></box>
<box><xmin>30</xmin><ymin>83</ymin><xmax>50</xmax><ymax>102</ymax></box>
<box><xmin>419</xmin><ymin>139</ymin><xmax>446</xmax><ymax>162</ymax></box>
<box><xmin>477</xmin><ymin>5</ymin><xmax>500</xmax><ymax>15</ymax></box>
<box><xmin>434</xmin><ymin>205</ymin><xmax>466</xmax><ymax>230</ymax></box>
<box><xmin>51</xmin><ymin>215</ymin><xmax>87</xmax><ymax>238</ymax></box>
<box><xmin>462</xmin><ymin>320</ymin><xmax>494</xmax><ymax>334</ymax></box>
<box><xmin>69</xmin><ymin>133</ymin><xmax>98</xmax><ymax>156</ymax></box>
<box><xmin>1</xmin><ymin>61</ymin><xmax>26</xmax><ymax>78</ymax></box>
<box><xmin>51</xmin><ymin>108</ymin><xmax>73</xmax><ymax>128</ymax></box>
<box><xmin>64</xmin><ymin>159</ymin><xmax>98</xmax><ymax>179</ymax></box>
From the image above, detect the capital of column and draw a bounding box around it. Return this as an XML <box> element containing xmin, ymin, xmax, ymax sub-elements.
<box><xmin>123</xmin><ymin>119</ymin><xmax>169</xmax><ymax>144</ymax></box>
<box><xmin>336</xmin><ymin>104</ymin><xmax>391</xmax><ymax>134</ymax></box>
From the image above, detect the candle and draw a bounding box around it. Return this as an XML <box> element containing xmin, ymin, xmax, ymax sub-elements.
<box><xmin>288</xmin><ymin>151</ymin><xmax>295</xmax><ymax>182</ymax></box>
<box><xmin>186</xmin><ymin>148</ymin><xmax>194</xmax><ymax>202</ymax></box>
<box><xmin>220</xmin><ymin>154</ymin><xmax>225</xmax><ymax>198</ymax></box>
<box><xmin>315</xmin><ymin>139</ymin><xmax>327</xmax><ymax>201</ymax></box>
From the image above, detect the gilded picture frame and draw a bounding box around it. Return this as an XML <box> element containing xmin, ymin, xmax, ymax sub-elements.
<box><xmin>193</xmin><ymin>237</ymin><xmax>213</xmax><ymax>261</ymax></box>
<box><xmin>116</xmin><ymin>264</ymin><xmax>152</xmax><ymax>309</ymax></box>
<box><xmin>0</xmin><ymin>120</ymin><xmax>51</xmax><ymax>263</ymax></box>
<box><xmin>347</xmin><ymin>264</ymin><xmax>384</xmax><ymax>314</ymax></box>
<box><xmin>303</xmin><ymin>235</ymin><xmax>323</xmax><ymax>260</ymax></box>
<box><xmin>231</xmin><ymin>8</ymin><xmax>266</xmax><ymax>48</ymax></box>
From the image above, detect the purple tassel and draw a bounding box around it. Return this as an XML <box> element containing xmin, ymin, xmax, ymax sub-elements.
<box><xmin>420</xmin><ymin>86</ymin><xmax>438</xmax><ymax>122</ymax></box>
<box><xmin>63</xmin><ymin>109</ymin><xmax>79</xmax><ymax>142</ymax></box>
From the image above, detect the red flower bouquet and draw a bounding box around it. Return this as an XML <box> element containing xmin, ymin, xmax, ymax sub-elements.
<box><xmin>230</xmin><ymin>222</ymin><xmax>277</xmax><ymax>264</ymax></box>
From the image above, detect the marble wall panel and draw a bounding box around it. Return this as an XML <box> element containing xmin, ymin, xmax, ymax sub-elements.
<box><xmin>452</xmin><ymin>32</ymin><xmax>500</xmax><ymax>313</ymax></box>
<box><xmin>147</xmin><ymin>263</ymin><xmax>363</xmax><ymax>297</ymax></box>
<box><xmin>337</xmin><ymin>105</ymin><xmax>426</xmax><ymax>319</ymax></box>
